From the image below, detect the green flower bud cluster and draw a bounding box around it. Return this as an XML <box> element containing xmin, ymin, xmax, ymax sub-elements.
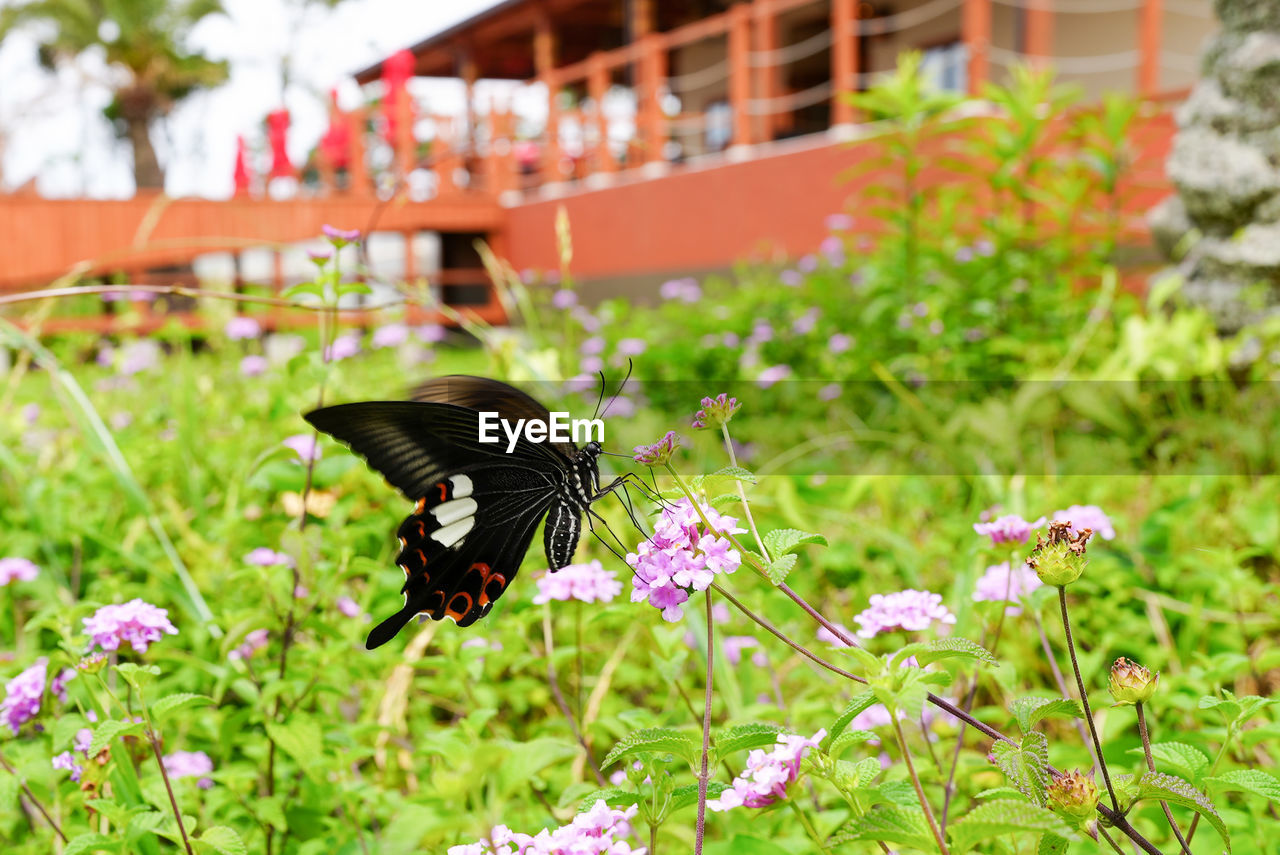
<box><xmin>1025</xmin><ymin>521</ymin><xmax>1092</xmax><ymax>587</ymax></box>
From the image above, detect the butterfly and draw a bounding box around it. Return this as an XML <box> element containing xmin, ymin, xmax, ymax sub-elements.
<box><xmin>305</xmin><ymin>376</ymin><xmax>627</xmax><ymax>649</ymax></box>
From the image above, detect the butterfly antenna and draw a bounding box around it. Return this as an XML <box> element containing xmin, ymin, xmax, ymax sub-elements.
<box><xmin>597</xmin><ymin>359</ymin><xmax>634</xmax><ymax>422</ymax></box>
<box><xmin>591</xmin><ymin>370</ymin><xmax>608</xmax><ymax>421</ymax></box>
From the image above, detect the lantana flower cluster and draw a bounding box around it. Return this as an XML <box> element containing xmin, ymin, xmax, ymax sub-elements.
<box><xmin>1</xmin><ymin>657</ymin><xmax>73</xmax><ymax>734</ymax></box>
<box><xmin>972</xmin><ymin>562</ymin><xmax>1043</xmax><ymax>615</ymax></box>
<box><xmin>533</xmin><ymin>560</ymin><xmax>622</xmax><ymax>604</ymax></box>
<box><xmin>448</xmin><ymin>800</ymin><xmax>644</xmax><ymax>855</ymax></box>
<box><xmin>854</xmin><ymin>589</ymin><xmax>956</xmax><ymax>639</ymax></box>
<box><xmin>0</xmin><ymin>556</ymin><xmax>39</xmax><ymax>585</ymax></box>
<box><xmin>52</xmin><ymin>727</ymin><xmax>94</xmax><ymax>782</ymax></box>
<box><xmin>163</xmin><ymin>750</ymin><xmax>215</xmax><ymax>789</ymax></box>
<box><xmin>707</xmin><ymin>729</ymin><xmax>826</xmax><ymax>811</ymax></box>
<box><xmin>691</xmin><ymin>393</ymin><xmax>740</xmax><ymax>430</ymax></box>
<box><xmin>973</xmin><ymin>514</ymin><xmax>1046</xmax><ymax>546</ymax></box>
<box><xmin>83</xmin><ymin>599</ymin><xmax>178</xmax><ymax>654</ymax></box>
<box><xmin>627</xmin><ymin>499</ymin><xmax>744</xmax><ymax>622</ymax></box>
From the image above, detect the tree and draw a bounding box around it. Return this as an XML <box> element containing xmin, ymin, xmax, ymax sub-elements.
<box><xmin>0</xmin><ymin>0</ymin><xmax>229</xmax><ymax>190</ymax></box>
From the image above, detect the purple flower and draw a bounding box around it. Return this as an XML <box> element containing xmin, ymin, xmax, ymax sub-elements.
<box><xmin>322</xmin><ymin>224</ymin><xmax>361</xmax><ymax>245</ymax></box>
<box><xmin>748</xmin><ymin>320</ymin><xmax>774</xmax><ymax>344</ymax></box>
<box><xmin>616</xmin><ymin>338</ymin><xmax>647</xmax><ymax>357</ymax></box>
<box><xmin>973</xmin><ymin>562</ymin><xmax>1043</xmax><ymax>616</ymax></box>
<box><xmin>307</xmin><ymin>247</ymin><xmax>333</xmax><ymax>265</ymax></box>
<box><xmin>633</xmin><ymin>430</ymin><xmax>681</xmax><ymax>466</ymax></box>
<box><xmin>756</xmin><ymin>365</ymin><xmax>791</xmax><ymax>388</ymax></box>
<box><xmin>827</xmin><ymin>212</ymin><xmax>854</xmax><ymax>231</ymax></box>
<box><xmin>692</xmin><ymin>393</ymin><xmax>741</xmax><ymax>430</ymax></box>
<box><xmin>955</xmin><ymin>246</ymin><xmax>975</xmax><ymax>263</ymax></box>
<box><xmin>603</xmin><ymin>394</ymin><xmax>637</xmax><ymax>418</ymax></box>
<box><xmin>816</xmin><ymin>622</ymin><xmax>855</xmax><ymax>647</ymax></box>
<box><xmin>854</xmin><ymin>589</ymin><xmax>956</xmax><ymax>639</ymax></box>
<box><xmin>83</xmin><ymin>599</ymin><xmax>178</xmax><ymax>654</ymax></box>
<box><xmin>324</xmin><ymin>332</ymin><xmax>362</xmax><ymax>361</ymax></box>
<box><xmin>2</xmin><ymin>659</ymin><xmax>48</xmax><ymax>734</ymax></box>
<box><xmin>627</xmin><ymin>499</ymin><xmax>744</xmax><ymax>621</ymax></box>
<box><xmin>266</xmin><ymin>333</ymin><xmax>307</xmax><ymax>364</ymax></box>
<box><xmin>660</xmin><ymin>277</ymin><xmax>701</xmax><ymax>303</ymax></box>
<box><xmin>580</xmin><ymin>336</ymin><xmax>605</xmax><ymax>356</ymax></box>
<box><xmin>551</xmin><ymin>288</ymin><xmax>577</xmax><ymax>309</ymax></box>
<box><xmin>581</xmin><ymin>355</ymin><xmax>605</xmax><ymax>375</ymax></box>
<box><xmin>52</xmin><ymin>751</ymin><xmax>83</xmax><ymax>782</ymax></box>
<box><xmin>245</xmin><ymin>548</ymin><xmax>293</xmax><ymax>567</ymax></box>
<box><xmin>416</xmin><ymin>323</ymin><xmax>447</xmax><ymax>343</ymax></box>
<box><xmin>975</xmin><ymin>238</ymin><xmax>995</xmax><ymax>256</ymax></box>
<box><xmin>336</xmin><ymin>596</ymin><xmax>362</xmax><ymax>618</ymax></box>
<box><xmin>448</xmin><ymin>801</ymin><xmax>641</xmax><ymax>855</ymax></box>
<box><xmin>163</xmin><ymin>750</ymin><xmax>215</xmax><ymax>789</ymax></box>
<box><xmin>573</xmin><ymin>306</ymin><xmax>603</xmax><ymax>332</ymax></box>
<box><xmin>723</xmin><ymin>636</ymin><xmax>760</xmax><ymax>666</ymax></box>
<box><xmin>240</xmin><ymin>355</ymin><xmax>268</xmax><ymax>377</ymax></box>
<box><xmin>228</xmin><ymin>628</ymin><xmax>269</xmax><ymax>661</ymax></box>
<box><xmin>797</xmin><ymin>254</ymin><xmax>818</xmax><ymax>273</ymax></box>
<box><xmin>1052</xmin><ymin>505</ymin><xmax>1115</xmax><ymax>541</ymax></box>
<box><xmin>224</xmin><ymin>316</ymin><xmax>262</xmax><ymax>340</ymax></box>
<box><xmin>722</xmin><ymin>332</ymin><xmax>740</xmax><ymax>348</ymax></box>
<box><xmin>912</xmin><ymin>301</ymin><xmax>929</xmax><ymax>318</ymax></box>
<box><xmin>294</xmin><ymin>584</ymin><xmax>309</xmax><ymax>599</ymax></box>
<box><xmin>118</xmin><ymin>340</ymin><xmax>160</xmax><ymax>375</ymax></box>
<box><xmin>792</xmin><ymin>308</ymin><xmax>820</xmax><ymax>335</ymax></box>
<box><xmin>828</xmin><ymin>333</ymin><xmax>853</xmax><ymax>354</ymax></box>
<box><xmin>533</xmin><ymin>560</ymin><xmax>622</xmax><ymax>604</ymax></box>
<box><xmin>0</xmin><ymin>557</ymin><xmax>39</xmax><ymax>586</ymax></box>
<box><xmin>708</xmin><ymin>729</ymin><xmax>826</xmax><ymax>811</ymax></box>
<box><xmin>780</xmin><ymin>269</ymin><xmax>803</xmax><ymax>287</ymax></box>
<box><xmin>818</xmin><ymin>383</ymin><xmax>842</xmax><ymax>401</ymax></box>
<box><xmin>21</xmin><ymin>403</ymin><xmax>40</xmax><ymax>425</ymax></box>
<box><xmin>372</xmin><ymin>323</ymin><xmax>410</xmax><ymax>349</ymax></box>
<box><xmin>51</xmin><ymin>668</ymin><xmax>73</xmax><ymax>703</ymax></box>
<box><xmin>283</xmin><ymin>434</ymin><xmax>321</xmax><ymax>463</ymax></box>
<box><xmin>973</xmin><ymin>514</ymin><xmax>1046</xmax><ymax>546</ymax></box>
<box><xmin>820</xmin><ymin>236</ymin><xmax>845</xmax><ymax>265</ymax></box>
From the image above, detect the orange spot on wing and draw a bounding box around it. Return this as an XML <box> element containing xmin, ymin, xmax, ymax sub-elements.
<box><xmin>437</xmin><ymin>481</ymin><xmax>448</xmax><ymax>502</ymax></box>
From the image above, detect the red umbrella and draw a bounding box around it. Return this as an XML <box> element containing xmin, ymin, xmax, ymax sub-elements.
<box><xmin>266</xmin><ymin>108</ymin><xmax>294</xmax><ymax>179</ymax></box>
<box><xmin>233</xmin><ymin>134</ymin><xmax>253</xmax><ymax>195</ymax></box>
<box><xmin>381</xmin><ymin>49</ymin><xmax>415</xmax><ymax>146</ymax></box>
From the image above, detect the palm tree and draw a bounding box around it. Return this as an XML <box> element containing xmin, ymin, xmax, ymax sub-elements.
<box><xmin>0</xmin><ymin>0</ymin><xmax>229</xmax><ymax>190</ymax></box>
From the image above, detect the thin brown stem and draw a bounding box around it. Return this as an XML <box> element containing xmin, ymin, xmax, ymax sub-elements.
<box><xmin>149</xmin><ymin>732</ymin><xmax>196</xmax><ymax>855</ymax></box>
<box><xmin>542</xmin><ymin>607</ymin><xmax>607</xmax><ymax>786</ymax></box>
<box><xmin>1058</xmin><ymin>588</ymin><xmax>1119</xmax><ymax>812</ymax></box>
<box><xmin>1035</xmin><ymin>610</ymin><xmax>1096</xmax><ymax>763</ymax></box>
<box><xmin>0</xmin><ymin>747</ymin><xmax>68</xmax><ymax>842</ymax></box>
<box><xmin>890</xmin><ymin>715</ymin><xmax>951</xmax><ymax>855</ymax></box>
<box><xmin>695</xmin><ymin>589</ymin><xmax>715</xmax><ymax>855</ymax></box>
<box><xmin>1137</xmin><ymin>703</ymin><xmax>1193</xmax><ymax>855</ymax></box>
<box><xmin>1097</xmin><ymin>824</ymin><xmax>1127</xmax><ymax>855</ymax></box>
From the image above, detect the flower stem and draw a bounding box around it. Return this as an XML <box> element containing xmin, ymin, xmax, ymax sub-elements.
<box><xmin>719</xmin><ymin>423</ymin><xmax>770</xmax><ymax>562</ymax></box>
<box><xmin>542</xmin><ymin>606</ymin><xmax>607</xmax><ymax>786</ymax></box>
<box><xmin>890</xmin><ymin>715</ymin><xmax>951</xmax><ymax>855</ymax></box>
<box><xmin>786</xmin><ymin>799</ymin><xmax>832</xmax><ymax>854</ymax></box>
<box><xmin>0</xmin><ymin>747</ymin><xmax>68</xmax><ymax>842</ymax></box>
<box><xmin>1097</xmin><ymin>824</ymin><xmax>1127</xmax><ymax>855</ymax></box>
<box><xmin>1137</xmin><ymin>702</ymin><xmax>1194</xmax><ymax>855</ymax></box>
<box><xmin>695</xmin><ymin>589</ymin><xmax>715</xmax><ymax>855</ymax></box>
<box><xmin>149</xmin><ymin>731</ymin><xmax>196</xmax><ymax>855</ymax></box>
<box><xmin>1057</xmin><ymin>587</ymin><xmax>1119</xmax><ymax>812</ymax></box>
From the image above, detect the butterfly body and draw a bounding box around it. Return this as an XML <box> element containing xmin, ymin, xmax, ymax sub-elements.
<box><xmin>305</xmin><ymin>378</ymin><xmax>607</xmax><ymax>649</ymax></box>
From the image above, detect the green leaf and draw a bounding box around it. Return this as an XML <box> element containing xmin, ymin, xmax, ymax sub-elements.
<box><xmin>196</xmin><ymin>826</ymin><xmax>248</xmax><ymax>855</ymax></box>
<box><xmin>712</xmin><ymin>723</ymin><xmax>785</xmax><ymax>761</ymax></box>
<box><xmin>828</xmin><ymin>729</ymin><xmax>877</xmax><ymax>759</ymax></box>
<box><xmin>1124</xmin><ymin>742</ymin><xmax>1209</xmax><ymax>785</ymax></box>
<box><xmin>89</xmin><ymin>719</ymin><xmax>145</xmax><ymax>757</ymax></box>
<box><xmin>949</xmin><ymin>800</ymin><xmax>1079</xmax><ymax>853</ymax></box>
<box><xmin>1038</xmin><ymin>833</ymin><xmax>1071</xmax><ymax>855</ymax></box>
<box><xmin>1009</xmin><ymin>696</ymin><xmax>1084</xmax><ymax>733</ymax></box>
<box><xmin>336</xmin><ymin>281</ymin><xmax>372</xmax><ymax>296</ymax></box>
<box><xmin>114</xmin><ymin>662</ymin><xmax>160</xmax><ymax>691</ymax></box>
<box><xmin>975</xmin><ymin>787</ymin><xmax>1031</xmax><ymax>801</ymax></box>
<box><xmin>602</xmin><ymin>727</ymin><xmax>699</xmax><ymax>771</ymax></box>
<box><xmin>575</xmin><ymin>787</ymin><xmax>638</xmax><ymax>811</ymax></box>
<box><xmin>712</xmin><ymin>836</ymin><xmax>791</xmax><ymax>855</ymax></box>
<box><xmin>831</xmin><ymin>756</ymin><xmax>883</xmax><ymax>790</ymax></box>
<box><xmin>916</xmin><ymin>638</ymin><xmax>996</xmax><ymax>668</ymax></box>
<box><xmin>990</xmin><ymin>733</ymin><xmax>1050</xmax><ymax>806</ymax></box>
<box><xmin>282</xmin><ymin>281</ymin><xmax>324</xmax><ymax>299</ymax></box>
<box><xmin>765</xmin><ymin>553</ymin><xmax>796</xmax><ymax>584</ymax></box>
<box><xmin>65</xmin><ymin>833</ymin><xmax>120</xmax><ymax>855</ymax></box>
<box><xmin>826</xmin><ymin>806</ymin><xmax>935</xmax><ymax>850</ymax></box>
<box><xmin>1136</xmin><ymin>771</ymin><xmax>1230</xmax><ymax>852</ymax></box>
<box><xmin>152</xmin><ymin>693</ymin><xmax>213</xmax><ymax>719</ymax></box>
<box><xmin>264</xmin><ymin>715</ymin><xmax>323</xmax><ymax>775</ymax></box>
<box><xmin>762</xmin><ymin>528</ymin><xmax>827</xmax><ymax>556</ymax></box>
<box><xmin>710</xmin><ymin>466</ymin><xmax>756</xmax><ymax>484</ymax></box>
<box><xmin>1206</xmin><ymin>769</ymin><xmax>1280</xmax><ymax>803</ymax></box>
<box><xmin>824</xmin><ymin>690</ymin><xmax>878</xmax><ymax>748</ymax></box>
<box><xmin>670</xmin><ymin>781</ymin><xmax>730</xmax><ymax>811</ymax></box>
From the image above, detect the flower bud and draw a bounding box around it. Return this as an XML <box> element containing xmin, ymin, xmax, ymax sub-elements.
<box><xmin>1109</xmin><ymin>657</ymin><xmax>1158</xmax><ymax>705</ymax></box>
<box><xmin>692</xmin><ymin>393</ymin><xmax>741</xmax><ymax>430</ymax></box>
<box><xmin>633</xmin><ymin>431</ymin><xmax>681</xmax><ymax>466</ymax></box>
<box><xmin>1025</xmin><ymin>521</ymin><xmax>1092</xmax><ymax>587</ymax></box>
<box><xmin>1047</xmin><ymin>769</ymin><xmax>1100</xmax><ymax>820</ymax></box>
<box><xmin>77</xmin><ymin>652</ymin><xmax>107</xmax><ymax>675</ymax></box>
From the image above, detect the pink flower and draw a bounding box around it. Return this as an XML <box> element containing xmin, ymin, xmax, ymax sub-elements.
<box><xmin>0</xmin><ymin>557</ymin><xmax>39</xmax><ymax>585</ymax></box>
<box><xmin>691</xmin><ymin>393</ymin><xmax>740</xmax><ymax>430</ymax></box>
<box><xmin>449</xmin><ymin>801</ymin><xmax>643</xmax><ymax>855</ymax></box>
<box><xmin>792</xmin><ymin>308</ymin><xmax>820</xmax><ymax>335</ymax></box>
<box><xmin>818</xmin><ymin>383</ymin><xmax>842</xmax><ymax>401</ymax></box>
<box><xmin>973</xmin><ymin>514</ymin><xmax>1046</xmax><ymax>546</ymax></box>
<box><xmin>225</xmin><ymin>316</ymin><xmax>261</xmax><ymax>340</ymax></box>
<box><xmin>83</xmin><ymin>599</ymin><xmax>178</xmax><ymax>654</ymax></box>
<box><xmin>245</xmin><ymin>548</ymin><xmax>293</xmax><ymax>567</ymax></box>
<box><xmin>816</xmin><ymin>622</ymin><xmax>855</xmax><ymax>647</ymax></box>
<box><xmin>616</xmin><ymin>338</ymin><xmax>647</xmax><ymax>357</ymax></box>
<box><xmin>533</xmin><ymin>560</ymin><xmax>622</xmax><ymax>604</ymax></box>
<box><xmin>240</xmin><ymin>355</ymin><xmax>268</xmax><ymax>377</ymax></box>
<box><xmin>972</xmin><ymin>562</ymin><xmax>1042</xmax><ymax>615</ymax></box>
<box><xmin>228</xmin><ymin>629</ymin><xmax>269</xmax><ymax>661</ymax></box>
<box><xmin>780</xmin><ymin>269</ymin><xmax>803</xmax><ymax>287</ymax></box>
<box><xmin>723</xmin><ymin>636</ymin><xmax>760</xmax><ymax>666</ymax></box>
<box><xmin>1052</xmin><ymin>505</ymin><xmax>1115</xmax><ymax>541</ymax></box>
<box><xmin>52</xmin><ymin>750</ymin><xmax>83</xmax><ymax>781</ymax></box>
<box><xmin>580</xmin><ymin>336</ymin><xmax>605</xmax><ymax>356</ymax></box>
<box><xmin>632</xmin><ymin>430</ymin><xmax>681</xmax><ymax>466</ymax></box>
<box><xmin>283</xmin><ymin>434</ymin><xmax>321</xmax><ymax>463</ymax></box>
<box><xmin>660</xmin><ymin>277</ymin><xmax>701</xmax><ymax>303</ymax></box>
<box><xmin>551</xmin><ymin>289</ymin><xmax>577</xmax><ymax>309</ymax></box>
<box><xmin>163</xmin><ymin>750</ymin><xmax>215</xmax><ymax>788</ymax></box>
<box><xmin>372</xmin><ymin>323</ymin><xmax>410</xmax><ymax>349</ymax></box>
<box><xmin>828</xmin><ymin>333</ymin><xmax>853</xmax><ymax>354</ymax></box>
<box><xmin>854</xmin><ymin>589</ymin><xmax>956</xmax><ymax>639</ymax></box>
<box><xmin>324</xmin><ymin>333</ymin><xmax>362</xmax><ymax>361</ymax></box>
<box><xmin>756</xmin><ymin>365</ymin><xmax>791</xmax><ymax>388</ymax></box>
<box><xmin>118</xmin><ymin>340</ymin><xmax>160</xmax><ymax>375</ymax></box>
<box><xmin>336</xmin><ymin>596</ymin><xmax>362</xmax><ymax>618</ymax></box>
<box><xmin>51</xmin><ymin>667</ymin><xmax>73</xmax><ymax>703</ymax></box>
<box><xmin>819</xmin><ymin>236</ymin><xmax>845</xmax><ymax>265</ymax></box>
<box><xmin>825</xmin><ymin>213</ymin><xmax>854</xmax><ymax>231</ymax></box>
<box><xmin>322</xmin><ymin>224</ymin><xmax>360</xmax><ymax>244</ymax></box>
<box><xmin>2</xmin><ymin>658</ymin><xmax>49</xmax><ymax>734</ymax></box>
<box><xmin>416</xmin><ymin>323</ymin><xmax>447</xmax><ymax>343</ymax></box>
<box><xmin>627</xmin><ymin>499</ymin><xmax>744</xmax><ymax>622</ymax></box>
<box><xmin>708</xmin><ymin>729</ymin><xmax>826</xmax><ymax>811</ymax></box>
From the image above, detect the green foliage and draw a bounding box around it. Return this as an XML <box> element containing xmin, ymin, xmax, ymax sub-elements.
<box><xmin>990</xmin><ymin>734</ymin><xmax>1051</xmax><ymax>807</ymax></box>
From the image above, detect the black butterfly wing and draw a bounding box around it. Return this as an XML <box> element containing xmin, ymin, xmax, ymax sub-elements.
<box><xmin>304</xmin><ymin>400</ymin><xmax>566</xmax><ymax>647</ymax></box>
<box><xmin>410</xmin><ymin>375</ymin><xmax>579</xmax><ymax>460</ymax></box>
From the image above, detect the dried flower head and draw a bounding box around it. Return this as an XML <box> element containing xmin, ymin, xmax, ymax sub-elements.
<box><xmin>1109</xmin><ymin>657</ymin><xmax>1158</xmax><ymax>705</ymax></box>
<box><xmin>692</xmin><ymin>393</ymin><xmax>741</xmax><ymax>430</ymax></box>
<box><xmin>1025</xmin><ymin>521</ymin><xmax>1092</xmax><ymax>588</ymax></box>
<box><xmin>1047</xmin><ymin>769</ymin><xmax>1100</xmax><ymax>820</ymax></box>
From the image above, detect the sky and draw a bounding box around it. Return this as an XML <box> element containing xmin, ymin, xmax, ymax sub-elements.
<box><xmin>0</xmin><ymin>0</ymin><xmax>505</xmax><ymax>198</ymax></box>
